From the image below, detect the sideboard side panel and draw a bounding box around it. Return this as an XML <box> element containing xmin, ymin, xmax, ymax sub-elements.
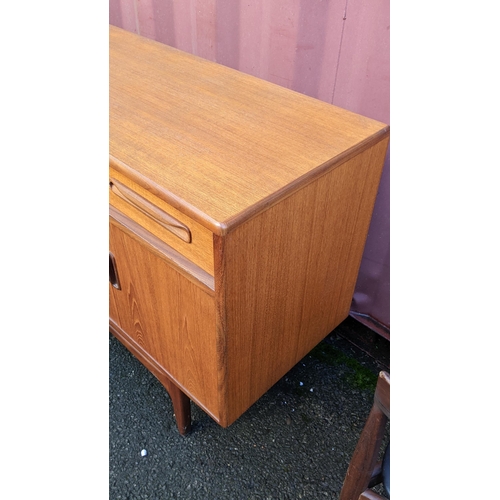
<box><xmin>217</xmin><ymin>138</ymin><xmax>389</xmax><ymax>426</ymax></box>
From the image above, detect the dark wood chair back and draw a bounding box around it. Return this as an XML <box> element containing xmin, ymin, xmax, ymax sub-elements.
<box><xmin>339</xmin><ymin>371</ymin><xmax>390</xmax><ymax>500</ymax></box>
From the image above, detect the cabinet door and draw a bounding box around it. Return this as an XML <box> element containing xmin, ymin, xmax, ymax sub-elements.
<box><xmin>109</xmin><ymin>220</ymin><xmax>219</xmax><ymax>419</ymax></box>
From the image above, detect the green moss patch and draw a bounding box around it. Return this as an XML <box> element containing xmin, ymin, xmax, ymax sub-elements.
<box><xmin>309</xmin><ymin>343</ymin><xmax>377</xmax><ymax>391</ymax></box>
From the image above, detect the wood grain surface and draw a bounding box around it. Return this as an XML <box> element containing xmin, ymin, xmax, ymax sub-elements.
<box><xmin>109</xmin><ymin>220</ymin><xmax>219</xmax><ymax>420</ymax></box>
<box><xmin>110</xmin><ymin>167</ymin><xmax>215</xmax><ymax>275</ymax></box>
<box><xmin>109</xmin><ymin>206</ymin><xmax>215</xmax><ymax>292</ymax></box>
<box><xmin>215</xmin><ymin>139</ymin><xmax>388</xmax><ymax>426</ymax></box>
<box><xmin>109</xmin><ymin>25</ymin><xmax>390</xmax><ymax>431</ymax></box>
<box><xmin>110</xmin><ymin>25</ymin><xmax>389</xmax><ymax>234</ymax></box>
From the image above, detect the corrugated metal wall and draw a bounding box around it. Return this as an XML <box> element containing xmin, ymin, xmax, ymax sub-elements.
<box><xmin>109</xmin><ymin>0</ymin><xmax>390</xmax><ymax>333</ymax></box>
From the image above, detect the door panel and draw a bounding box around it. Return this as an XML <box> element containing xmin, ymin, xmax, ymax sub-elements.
<box><xmin>108</xmin><ymin>220</ymin><xmax>219</xmax><ymax>417</ymax></box>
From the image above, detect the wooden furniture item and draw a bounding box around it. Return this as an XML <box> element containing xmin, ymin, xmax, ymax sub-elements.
<box><xmin>109</xmin><ymin>25</ymin><xmax>390</xmax><ymax>434</ymax></box>
<box><xmin>340</xmin><ymin>371</ymin><xmax>390</xmax><ymax>499</ymax></box>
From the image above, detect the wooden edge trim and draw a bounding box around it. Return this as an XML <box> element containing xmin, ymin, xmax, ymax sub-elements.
<box><xmin>221</xmin><ymin>130</ymin><xmax>390</xmax><ymax>233</ymax></box>
<box><xmin>213</xmin><ymin>233</ymin><xmax>230</xmax><ymax>427</ymax></box>
<box><xmin>109</xmin><ymin>155</ymin><xmax>225</xmax><ymax>234</ymax></box>
<box><xmin>109</xmin><ymin>319</ymin><xmax>221</xmax><ymax>425</ymax></box>
<box><xmin>110</xmin><ymin>129</ymin><xmax>389</xmax><ymax>236</ymax></box>
<box><xmin>109</xmin><ymin>205</ymin><xmax>215</xmax><ymax>293</ymax></box>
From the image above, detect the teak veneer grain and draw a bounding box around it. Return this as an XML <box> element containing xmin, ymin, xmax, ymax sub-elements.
<box><xmin>109</xmin><ymin>220</ymin><xmax>220</xmax><ymax>421</ymax></box>
<box><xmin>109</xmin><ymin>25</ymin><xmax>390</xmax><ymax>432</ymax></box>
<box><xmin>110</xmin><ymin>25</ymin><xmax>389</xmax><ymax>235</ymax></box>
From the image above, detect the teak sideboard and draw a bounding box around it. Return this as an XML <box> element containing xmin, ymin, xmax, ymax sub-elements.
<box><xmin>109</xmin><ymin>25</ymin><xmax>389</xmax><ymax>434</ymax></box>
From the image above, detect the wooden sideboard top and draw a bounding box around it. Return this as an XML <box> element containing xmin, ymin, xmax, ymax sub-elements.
<box><xmin>110</xmin><ymin>25</ymin><xmax>389</xmax><ymax>235</ymax></box>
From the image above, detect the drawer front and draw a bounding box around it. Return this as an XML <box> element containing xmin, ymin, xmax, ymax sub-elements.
<box><xmin>109</xmin><ymin>167</ymin><xmax>214</xmax><ymax>276</ymax></box>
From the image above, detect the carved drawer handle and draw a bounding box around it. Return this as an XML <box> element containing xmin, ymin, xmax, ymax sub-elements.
<box><xmin>110</xmin><ymin>179</ymin><xmax>192</xmax><ymax>243</ymax></box>
<box><xmin>109</xmin><ymin>252</ymin><xmax>121</xmax><ymax>290</ymax></box>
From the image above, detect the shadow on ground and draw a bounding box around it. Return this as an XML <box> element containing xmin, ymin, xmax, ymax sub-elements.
<box><xmin>109</xmin><ymin>318</ymin><xmax>389</xmax><ymax>499</ymax></box>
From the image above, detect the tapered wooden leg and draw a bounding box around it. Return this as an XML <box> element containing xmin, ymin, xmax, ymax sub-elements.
<box><xmin>110</xmin><ymin>321</ymin><xmax>193</xmax><ymax>435</ymax></box>
<box><xmin>160</xmin><ymin>375</ymin><xmax>192</xmax><ymax>435</ymax></box>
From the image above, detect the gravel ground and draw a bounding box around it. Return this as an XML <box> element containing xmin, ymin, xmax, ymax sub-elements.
<box><xmin>109</xmin><ymin>319</ymin><xmax>389</xmax><ymax>499</ymax></box>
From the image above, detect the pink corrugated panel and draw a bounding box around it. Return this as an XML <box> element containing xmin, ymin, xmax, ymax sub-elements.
<box><xmin>108</xmin><ymin>0</ymin><xmax>390</xmax><ymax>333</ymax></box>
